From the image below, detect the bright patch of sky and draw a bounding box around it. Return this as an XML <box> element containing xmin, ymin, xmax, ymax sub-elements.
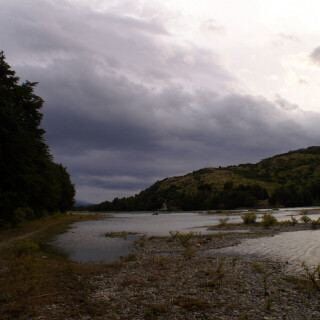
<box><xmin>69</xmin><ymin>0</ymin><xmax>320</xmax><ymax>112</ymax></box>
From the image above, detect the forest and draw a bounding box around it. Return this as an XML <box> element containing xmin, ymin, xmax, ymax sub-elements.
<box><xmin>88</xmin><ymin>147</ymin><xmax>320</xmax><ymax>212</ymax></box>
<box><xmin>0</xmin><ymin>51</ymin><xmax>75</xmax><ymax>227</ymax></box>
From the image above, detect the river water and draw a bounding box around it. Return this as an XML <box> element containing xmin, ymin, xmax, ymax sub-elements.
<box><xmin>53</xmin><ymin>208</ymin><xmax>320</xmax><ymax>270</ymax></box>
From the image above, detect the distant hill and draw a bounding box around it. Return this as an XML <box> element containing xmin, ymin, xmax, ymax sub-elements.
<box><xmin>75</xmin><ymin>200</ymin><xmax>93</xmax><ymax>207</ymax></box>
<box><xmin>90</xmin><ymin>147</ymin><xmax>320</xmax><ymax>211</ymax></box>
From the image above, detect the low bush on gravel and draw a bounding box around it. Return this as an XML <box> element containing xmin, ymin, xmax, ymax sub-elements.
<box><xmin>261</xmin><ymin>213</ymin><xmax>278</xmax><ymax>228</ymax></box>
<box><xmin>241</xmin><ymin>212</ymin><xmax>257</xmax><ymax>224</ymax></box>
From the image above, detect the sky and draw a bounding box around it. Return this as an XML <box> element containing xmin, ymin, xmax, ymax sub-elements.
<box><xmin>1</xmin><ymin>0</ymin><xmax>320</xmax><ymax>203</ymax></box>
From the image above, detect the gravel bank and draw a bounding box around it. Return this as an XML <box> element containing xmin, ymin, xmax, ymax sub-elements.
<box><xmin>82</xmin><ymin>224</ymin><xmax>320</xmax><ymax>320</ymax></box>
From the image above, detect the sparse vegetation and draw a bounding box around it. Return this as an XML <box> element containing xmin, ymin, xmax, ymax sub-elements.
<box><xmin>218</xmin><ymin>217</ymin><xmax>229</xmax><ymax>227</ymax></box>
<box><xmin>144</xmin><ymin>303</ymin><xmax>166</xmax><ymax>319</ymax></box>
<box><xmin>183</xmin><ymin>247</ymin><xmax>196</xmax><ymax>260</ymax></box>
<box><xmin>241</xmin><ymin>212</ymin><xmax>257</xmax><ymax>224</ymax></box>
<box><xmin>300</xmin><ymin>262</ymin><xmax>320</xmax><ymax>291</ymax></box>
<box><xmin>173</xmin><ymin>296</ymin><xmax>210</xmax><ymax>311</ymax></box>
<box><xmin>105</xmin><ymin>231</ymin><xmax>137</xmax><ymax>239</ymax></box>
<box><xmin>300</xmin><ymin>214</ymin><xmax>311</xmax><ymax>224</ymax></box>
<box><xmin>261</xmin><ymin>213</ymin><xmax>278</xmax><ymax>228</ymax></box>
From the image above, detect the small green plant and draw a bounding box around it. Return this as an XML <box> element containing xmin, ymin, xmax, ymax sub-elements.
<box><xmin>290</xmin><ymin>215</ymin><xmax>298</xmax><ymax>225</ymax></box>
<box><xmin>311</xmin><ymin>218</ymin><xmax>320</xmax><ymax>229</ymax></box>
<box><xmin>13</xmin><ymin>240</ymin><xmax>40</xmax><ymax>256</ymax></box>
<box><xmin>241</xmin><ymin>212</ymin><xmax>257</xmax><ymax>224</ymax></box>
<box><xmin>261</xmin><ymin>213</ymin><xmax>278</xmax><ymax>228</ymax></box>
<box><xmin>215</xmin><ymin>258</ymin><xmax>226</xmax><ymax>281</ymax></box>
<box><xmin>231</xmin><ymin>257</ymin><xmax>238</xmax><ymax>267</ymax></box>
<box><xmin>300</xmin><ymin>214</ymin><xmax>311</xmax><ymax>224</ymax></box>
<box><xmin>252</xmin><ymin>262</ymin><xmax>268</xmax><ymax>295</ymax></box>
<box><xmin>300</xmin><ymin>261</ymin><xmax>320</xmax><ymax>290</ymax></box>
<box><xmin>144</xmin><ymin>303</ymin><xmax>166</xmax><ymax>319</ymax></box>
<box><xmin>176</xmin><ymin>231</ymin><xmax>196</xmax><ymax>247</ymax></box>
<box><xmin>105</xmin><ymin>231</ymin><xmax>137</xmax><ymax>239</ymax></box>
<box><xmin>11</xmin><ymin>207</ymin><xmax>35</xmax><ymax>226</ymax></box>
<box><xmin>265</xmin><ymin>296</ymin><xmax>272</xmax><ymax>311</ymax></box>
<box><xmin>135</xmin><ymin>234</ymin><xmax>148</xmax><ymax>247</ymax></box>
<box><xmin>174</xmin><ymin>296</ymin><xmax>210</xmax><ymax>311</ymax></box>
<box><xmin>218</xmin><ymin>217</ymin><xmax>229</xmax><ymax>227</ymax></box>
<box><xmin>252</xmin><ymin>261</ymin><xmax>266</xmax><ymax>274</ymax></box>
<box><xmin>169</xmin><ymin>230</ymin><xmax>180</xmax><ymax>239</ymax></box>
<box><xmin>183</xmin><ymin>247</ymin><xmax>196</xmax><ymax>260</ymax></box>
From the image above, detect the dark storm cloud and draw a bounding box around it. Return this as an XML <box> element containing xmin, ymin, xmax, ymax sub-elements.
<box><xmin>310</xmin><ymin>46</ymin><xmax>320</xmax><ymax>66</ymax></box>
<box><xmin>1</xmin><ymin>0</ymin><xmax>320</xmax><ymax>202</ymax></box>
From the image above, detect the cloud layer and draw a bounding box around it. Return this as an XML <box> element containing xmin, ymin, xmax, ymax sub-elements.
<box><xmin>1</xmin><ymin>0</ymin><xmax>320</xmax><ymax>202</ymax></box>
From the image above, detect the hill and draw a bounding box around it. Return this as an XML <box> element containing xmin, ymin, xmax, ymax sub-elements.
<box><xmin>90</xmin><ymin>147</ymin><xmax>320</xmax><ymax>211</ymax></box>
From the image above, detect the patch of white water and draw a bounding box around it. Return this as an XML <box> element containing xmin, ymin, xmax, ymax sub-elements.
<box><xmin>210</xmin><ymin>230</ymin><xmax>320</xmax><ymax>274</ymax></box>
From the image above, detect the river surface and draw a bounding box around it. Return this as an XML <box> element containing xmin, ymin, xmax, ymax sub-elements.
<box><xmin>53</xmin><ymin>208</ymin><xmax>320</xmax><ymax>268</ymax></box>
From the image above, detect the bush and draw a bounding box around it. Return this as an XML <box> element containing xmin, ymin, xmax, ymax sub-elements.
<box><xmin>218</xmin><ymin>217</ymin><xmax>229</xmax><ymax>227</ymax></box>
<box><xmin>261</xmin><ymin>213</ymin><xmax>278</xmax><ymax>228</ymax></box>
<box><xmin>14</xmin><ymin>240</ymin><xmax>40</xmax><ymax>256</ymax></box>
<box><xmin>311</xmin><ymin>218</ymin><xmax>320</xmax><ymax>229</ymax></box>
<box><xmin>174</xmin><ymin>231</ymin><xmax>196</xmax><ymax>247</ymax></box>
<box><xmin>11</xmin><ymin>207</ymin><xmax>36</xmax><ymax>227</ymax></box>
<box><xmin>241</xmin><ymin>212</ymin><xmax>257</xmax><ymax>224</ymax></box>
<box><xmin>300</xmin><ymin>214</ymin><xmax>311</xmax><ymax>224</ymax></box>
<box><xmin>290</xmin><ymin>215</ymin><xmax>298</xmax><ymax>225</ymax></box>
<box><xmin>183</xmin><ymin>247</ymin><xmax>196</xmax><ymax>259</ymax></box>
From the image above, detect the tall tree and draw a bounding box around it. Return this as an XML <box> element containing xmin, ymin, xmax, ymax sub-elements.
<box><xmin>0</xmin><ymin>51</ymin><xmax>75</xmax><ymax>226</ymax></box>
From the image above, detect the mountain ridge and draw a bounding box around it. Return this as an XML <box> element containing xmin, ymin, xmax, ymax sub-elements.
<box><xmin>89</xmin><ymin>146</ymin><xmax>320</xmax><ymax>211</ymax></box>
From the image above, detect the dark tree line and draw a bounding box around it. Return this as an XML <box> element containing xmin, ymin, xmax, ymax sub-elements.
<box><xmin>0</xmin><ymin>51</ymin><xmax>75</xmax><ymax>226</ymax></box>
<box><xmin>89</xmin><ymin>181</ymin><xmax>269</xmax><ymax>212</ymax></box>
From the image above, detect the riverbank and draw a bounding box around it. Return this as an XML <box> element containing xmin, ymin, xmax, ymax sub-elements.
<box><xmin>2</xmin><ymin>215</ymin><xmax>320</xmax><ymax>319</ymax></box>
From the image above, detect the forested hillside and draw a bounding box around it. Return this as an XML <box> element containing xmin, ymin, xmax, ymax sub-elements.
<box><xmin>90</xmin><ymin>147</ymin><xmax>320</xmax><ymax>211</ymax></box>
<box><xmin>0</xmin><ymin>51</ymin><xmax>75</xmax><ymax>227</ymax></box>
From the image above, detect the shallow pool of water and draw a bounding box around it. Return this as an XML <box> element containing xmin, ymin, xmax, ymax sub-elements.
<box><xmin>53</xmin><ymin>208</ymin><xmax>320</xmax><ymax>264</ymax></box>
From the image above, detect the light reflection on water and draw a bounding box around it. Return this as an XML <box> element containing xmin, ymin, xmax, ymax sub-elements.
<box><xmin>53</xmin><ymin>208</ymin><xmax>320</xmax><ymax>264</ymax></box>
<box><xmin>210</xmin><ymin>230</ymin><xmax>320</xmax><ymax>274</ymax></box>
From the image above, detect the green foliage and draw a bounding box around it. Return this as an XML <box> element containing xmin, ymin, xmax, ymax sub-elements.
<box><xmin>311</xmin><ymin>218</ymin><xmax>320</xmax><ymax>229</ymax></box>
<box><xmin>300</xmin><ymin>261</ymin><xmax>320</xmax><ymax>290</ymax></box>
<box><xmin>90</xmin><ymin>146</ymin><xmax>320</xmax><ymax>212</ymax></box>
<box><xmin>183</xmin><ymin>246</ymin><xmax>196</xmax><ymax>260</ymax></box>
<box><xmin>218</xmin><ymin>217</ymin><xmax>229</xmax><ymax>227</ymax></box>
<box><xmin>290</xmin><ymin>215</ymin><xmax>298</xmax><ymax>225</ymax></box>
<box><xmin>252</xmin><ymin>261</ymin><xmax>266</xmax><ymax>274</ymax></box>
<box><xmin>0</xmin><ymin>51</ymin><xmax>75</xmax><ymax>226</ymax></box>
<box><xmin>261</xmin><ymin>213</ymin><xmax>278</xmax><ymax>228</ymax></box>
<box><xmin>13</xmin><ymin>240</ymin><xmax>40</xmax><ymax>256</ymax></box>
<box><xmin>300</xmin><ymin>213</ymin><xmax>311</xmax><ymax>224</ymax></box>
<box><xmin>176</xmin><ymin>231</ymin><xmax>196</xmax><ymax>247</ymax></box>
<box><xmin>144</xmin><ymin>304</ymin><xmax>166</xmax><ymax>319</ymax></box>
<box><xmin>241</xmin><ymin>212</ymin><xmax>257</xmax><ymax>224</ymax></box>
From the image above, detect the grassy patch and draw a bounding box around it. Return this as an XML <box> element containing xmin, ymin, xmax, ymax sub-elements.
<box><xmin>0</xmin><ymin>213</ymin><xmax>118</xmax><ymax>319</ymax></box>
<box><xmin>105</xmin><ymin>231</ymin><xmax>138</xmax><ymax>239</ymax></box>
<box><xmin>173</xmin><ymin>296</ymin><xmax>210</xmax><ymax>310</ymax></box>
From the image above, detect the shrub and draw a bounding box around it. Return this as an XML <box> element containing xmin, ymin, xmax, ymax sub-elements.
<box><xmin>183</xmin><ymin>247</ymin><xmax>196</xmax><ymax>260</ymax></box>
<box><xmin>176</xmin><ymin>231</ymin><xmax>196</xmax><ymax>247</ymax></box>
<box><xmin>218</xmin><ymin>217</ymin><xmax>229</xmax><ymax>227</ymax></box>
<box><xmin>301</xmin><ymin>261</ymin><xmax>320</xmax><ymax>290</ymax></box>
<box><xmin>144</xmin><ymin>303</ymin><xmax>166</xmax><ymax>319</ymax></box>
<box><xmin>241</xmin><ymin>212</ymin><xmax>257</xmax><ymax>224</ymax></box>
<box><xmin>261</xmin><ymin>213</ymin><xmax>278</xmax><ymax>228</ymax></box>
<box><xmin>290</xmin><ymin>215</ymin><xmax>298</xmax><ymax>225</ymax></box>
<box><xmin>311</xmin><ymin>218</ymin><xmax>320</xmax><ymax>229</ymax></box>
<box><xmin>14</xmin><ymin>240</ymin><xmax>40</xmax><ymax>256</ymax></box>
<box><xmin>300</xmin><ymin>214</ymin><xmax>311</xmax><ymax>224</ymax></box>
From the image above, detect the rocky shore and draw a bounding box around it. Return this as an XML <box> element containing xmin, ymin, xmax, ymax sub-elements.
<box><xmin>82</xmin><ymin>223</ymin><xmax>320</xmax><ymax>320</ymax></box>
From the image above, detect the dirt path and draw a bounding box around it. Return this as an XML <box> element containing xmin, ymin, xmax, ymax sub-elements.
<box><xmin>0</xmin><ymin>229</ymin><xmax>42</xmax><ymax>248</ymax></box>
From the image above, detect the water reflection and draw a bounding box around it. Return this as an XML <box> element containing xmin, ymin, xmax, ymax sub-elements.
<box><xmin>53</xmin><ymin>208</ymin><xmax>320</xmax><ymax>264</ymax></box>
<box><xmin>210</xmin><ymin>229</ymin><xmax>320</xmax><ymax>273</ymax></box>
